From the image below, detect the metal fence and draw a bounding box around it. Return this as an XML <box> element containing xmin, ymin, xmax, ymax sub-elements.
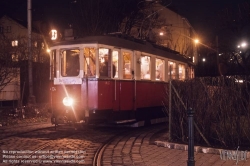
<box><xmin>164</xmin><ymin>76</ymin><xmax>250</xmax><ymax>150</ymax></box>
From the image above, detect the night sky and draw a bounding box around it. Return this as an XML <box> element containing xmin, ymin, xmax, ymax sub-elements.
<box><xmin>170</xmin><ymin>0</ymin><xmax>249</xmax><ymax>41</ymax></box>
<box><xmin>0</xmin><ymin>0</ymin><xmax>248</xmax><ymax>42</ymax></box>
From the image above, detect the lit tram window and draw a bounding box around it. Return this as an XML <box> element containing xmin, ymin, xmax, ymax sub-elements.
<box><xmin>61</xmin><ymin>49</ymin><xmax>80</xmax><ymax>77</ymax></box>
<box><xmin>99</xmin><ymin>48</ymin><xmax>117</xmax><ymax>78</ymax></box>
<box><xmin>179</xmin><ymin>64</ymin><xmax>186</xmax><ymax>80</ymax></box>
<box><xmin>99</xmin><ymin>48</ymin><xmax>110</xmax><ymax>77</ymax></box>
<box><xmin>140</xmin><ymin>55</ymin><xmax>151</xmax><ymax>80</ymax></box>
<box><xmin>168</xmin><ymin>61</ymin><xmax>176</xmax><ymax>79</ymax></box>
<box><xmin>112</xmin><ymin>51</ymin><xmax>119</xmax><ymax>78</ymax></box>
<box><xmin>156</xmin><ymin>58</ymin><xmax>164</xmax><ymax>81</ymax></box>
<box><xmin>123</xmin><ymin>52</ymin><xmax>132</xmax><ymax>79</ymax></box>
<box><xmin>84</xmin><ymin>47</ymin><xmax>96</xmax><ymax>77</ymax></box>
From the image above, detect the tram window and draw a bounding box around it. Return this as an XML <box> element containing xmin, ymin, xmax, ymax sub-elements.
<box><xmin>168</xmin><ymin>61</ymin><xmax>176</xmax><ymax>79</ymax></box>
<box><xmin>179</xmin><ymin>64</ymin><xmax>185</xmax><ymax>80</ymax></box>
<box><xmin>156</xmin><ymin>58</ymin><xmax>164</xmax><ymax>81</ymax></box>
<box><xmin>123</xmin><ymin>52</ymin><xmax>132</xmax><ymax>79</ymax></box>
<box><xmin>98</xmin><ymin>48</ymin><xmax>117</xmax><ymax>78</ymax></box>
<box><xmin>84</xmin><ymin>47</ymin><xmax>96</xmax><ymax>77</ymax></box>
<box><xmin>61</xmin><ymin>49</ymin><xmax>80</xmax><ymax>77</ymax></box>
<box><xmin>140</xmin><ymin>55</ymin><xmax>151</xmax><ymax>80</ymax></box>
<box><xmin>99</xmin><ymin>48</ymin><xmax>109</xmax><ymax>77</ymax></box>
<box><xmin>112</xmin><ymin>50</ymin><xmax>119</xmax><ymax>78</ymax></box>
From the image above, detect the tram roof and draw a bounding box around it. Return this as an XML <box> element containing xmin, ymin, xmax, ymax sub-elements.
<box><xmin>51</xmin><ymin>35</ymin><xmax>192</xmax><ymax>64</ymax></box>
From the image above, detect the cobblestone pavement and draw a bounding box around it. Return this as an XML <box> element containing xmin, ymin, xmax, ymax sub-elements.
<box><xmin>0</xmin><ymin>121</ymin><xmax>54</xmax><ymax>139</ymax></box>
<box><xmin>143</xmin><ymin>130</ymin><xmax>250</xmax><ymax>166</ymax></box>
<box><xmin>141</xmin><ymin>144</ymin><xmax>250</xmax><ymax>166</ymax></box>
<box><xmin>0</xmin><ymin>122</ymin><xmax>249</xmax><ymax>166</ymax></box>
<box><xmin>0</xmin><ymin>123</ymin><xmax>120</xmax><ymax>166</ymax></box>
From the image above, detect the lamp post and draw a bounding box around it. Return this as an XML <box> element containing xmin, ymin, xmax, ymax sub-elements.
<box><xmin>27</xmin><ymin>0</ymin><xmax>35</xmax><ymax>105</ymax></box>
<box><xmin>187</xmin><ymin>108</ymin><xmax>195</xmax><ymax>166</ymax></box>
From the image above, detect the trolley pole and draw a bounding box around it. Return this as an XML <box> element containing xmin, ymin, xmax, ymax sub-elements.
<box><xmin>187</xmin><ymin>108</ymin><xmax>195</xmax><ymax>166</ymax></box>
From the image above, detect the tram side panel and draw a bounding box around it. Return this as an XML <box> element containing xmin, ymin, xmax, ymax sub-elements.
<box><xmin>81</xmin><ymin>79</ymin><xmax>119</xmax><ymax>121</ymax></box>
<box><xmin>136</xmin><ymin>81</ymin><xmax>166</xmax><ymax>120</ymax></box>
<box><xmin>118</xmin><ymin>80</ymin><xmax>134</xmax><ymax>111</ymax></box>
<box><xmin>97</xmin><ymin>79</ymin><xmax>134</xmax><ymax>122</ymax></box>
<box><xmin>97</xmin><ymin>80</ymin><xmax>114</xmax><ymax>110</ymax></box>
<box><xmin>136</xmin><ymin>81</ymin><xmax>165</xmax><ymax>107</ymax></box>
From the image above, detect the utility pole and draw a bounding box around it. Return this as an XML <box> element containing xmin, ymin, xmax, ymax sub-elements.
<box><xmin>27</xmin><ymin>0</ymin><xmax>35</xmax><ymax>105</ymax></box>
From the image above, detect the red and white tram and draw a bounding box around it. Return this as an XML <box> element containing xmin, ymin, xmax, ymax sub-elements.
<box><xmin>49</xmin><ymin>35</ymin><xmax>194</xmax><ymax>125</ymax></box>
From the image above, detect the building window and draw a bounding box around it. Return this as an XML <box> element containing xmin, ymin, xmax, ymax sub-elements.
<box><xmin>140</xmin><ymin>55</ymin><xmax>151</xmax><ymax>80</ymax></box>
<box><xmin>0</xmin><ymin>26</ymin><xmax>3</xmax><ymax>33</ymax></box>
<box><xmin>11</xmin><ymin>40</ymin><xmax>18</xmax><ymax>47</ymax></box>
<box><xmin>6</xmin><ymin>26</ymin><xmax>11</xmax><ymax>33</ymax></box>
<box><xmin>12</xmin><ymin>54</ymin><xmax>19</xmax><ymax>62</ymax></box>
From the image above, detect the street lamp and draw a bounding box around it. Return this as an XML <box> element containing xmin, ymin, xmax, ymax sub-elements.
<box><xmin>194</xmin><ymin>39</ymin><xmax>199</xmax><ymax>44</ymax></box>
<box><xmin>237</xmin><ymin>42</ymin><xmax>248</xmax><ymax>49</ymax></box>
<box><xmin>193</xmin><ymin>38</ymin><xmax>199</xmax><ymax>64</ymax></box>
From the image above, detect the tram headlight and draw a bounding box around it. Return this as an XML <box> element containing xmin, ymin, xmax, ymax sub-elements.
<box><xmin>63</xmin><ymin>97</ymin><xmax>74</xmax><ymax>106</ymax></box>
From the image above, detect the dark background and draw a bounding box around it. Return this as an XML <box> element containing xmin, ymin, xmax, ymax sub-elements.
<box><xmin>0</xmin><ymin>0</ymin><xmax>248</xmax><ymax>42</ymax></box>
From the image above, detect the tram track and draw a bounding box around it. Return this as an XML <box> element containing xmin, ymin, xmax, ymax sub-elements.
<box><xmin>0</xmin><ymin>126</ymin><xmax>55</xmax><ymax>140</ymax></box>
<box><xmin>93</xmin><ymin>129</ymin><xmax>129</xmax><ymax>166</ymax></box>
<box><xmin>2</xmin><ymin>123</ymin><xmax>127</xmax><ymax>166</ymax></box>
<box><xmin>10</xmin><ymin>124</ymin><xmax>88</xmax><ymax>166</ymax></box>
<box><xmin>1</xmin><ymin>122</ymin><xmax>167</xmax><ymax>166</ymax></box>
<box><xmin>93</xmin><ymin>124</ymin><xmax>167</xmax><ymax>166</ymax></box>
<box><xmin>0</xmin><ymin>122</ymin><xmax>54</xmax><ymax>140</ymax></box>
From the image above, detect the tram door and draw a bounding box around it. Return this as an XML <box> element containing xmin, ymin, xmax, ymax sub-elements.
<box><xmin>114</xmin><ymin>50</ymin><xmax>134</xmax><ymax>112</ymax></box>
<box><xmin>112</xmin><ymin>50</ymin><xmax>120</xmax><ymax>111</ymax></box>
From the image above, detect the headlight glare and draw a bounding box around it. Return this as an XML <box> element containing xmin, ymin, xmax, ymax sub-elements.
<box><xmin>63</xmin><ymin>97</ymin><xmax>74</xmax><ymax>106</ymax></box>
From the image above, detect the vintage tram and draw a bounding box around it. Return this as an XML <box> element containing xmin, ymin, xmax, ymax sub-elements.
<box><xmin>49</xmin><ymin>35</ymin><xmax>194</xmax><ymax>125</ymax></box>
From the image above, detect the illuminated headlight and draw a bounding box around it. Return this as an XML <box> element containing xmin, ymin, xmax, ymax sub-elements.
<box><xmin>63</xmin><ymin>97</ymin><xmax>74</xmax><ymax>106</ymax></box>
